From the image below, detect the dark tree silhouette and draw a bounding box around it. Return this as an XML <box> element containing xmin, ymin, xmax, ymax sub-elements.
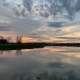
<box><xmin>0</xmin><ymin>36</ymin><xmax>7</xmax><ymax>44</ymax></box>
<box><xmin>6</xmin><ymin>37</ymin><xmax>12</xmax><ymax>43</ymax></box>
<box><xmin>16</xmin><ymin>36</ymin><xmax>23</xmax><ymax>44</ymax></box>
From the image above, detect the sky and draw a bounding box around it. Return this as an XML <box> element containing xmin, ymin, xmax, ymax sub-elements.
<box><xmin>0</xmin><ymin>0</ymin><xmax>80</xmax><ymax>42</ymax></box>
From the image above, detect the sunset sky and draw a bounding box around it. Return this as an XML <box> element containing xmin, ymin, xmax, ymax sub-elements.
<box><xmin>0</xmin><ymin>0</ymin><xmax>80</xmax><ymax>42</ymax></box>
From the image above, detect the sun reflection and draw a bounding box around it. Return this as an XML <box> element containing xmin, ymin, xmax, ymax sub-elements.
<box><xmin>21</xmin><ymin>49</ymin><xmax>32</xmax><ymax>52</ymax></box>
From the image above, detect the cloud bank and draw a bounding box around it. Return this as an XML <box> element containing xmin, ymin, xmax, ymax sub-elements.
<box><xmin>2</xmin><ymin>0</ymin><xmax>79</xmax><ymax>20</ymax></box>
<box><xmin>48</xmin><ymin>22</ymin><xmax>65</xmax><ymax>27</ymax></box>
<box><xmin>0</xmin><ymin>26</ymin><xmax>10</xmax><ymax>31</ymax></box>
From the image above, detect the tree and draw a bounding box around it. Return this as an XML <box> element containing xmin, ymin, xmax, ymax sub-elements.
<box><xmin>0</xmin><ymin>36</ymin><xmax>4</xmax><ymax>39</ymax></box>
<box><xmin>16</xmin><ymin>36</ymin><xmax>23</xmax><ymax>44</ymax></box>
<box><xmin>6</xmin><ymin>37</ymin><xmax>12</xmax><ymax>43</ymax></box>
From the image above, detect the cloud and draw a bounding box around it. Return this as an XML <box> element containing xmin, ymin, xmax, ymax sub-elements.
<box><xmin>46</xmin><ymin>0</ymin><xmax>80</xmax><ymax>20</ymax></box>
<box><xmin>23</xmin><ymin>0</ymin><xmax>33</xmax><ymax>12</ymax></box>
<box><xmin>29</xmin><ymin>33</ymin><xmax>43</xmax><ymax>38</ymax></box>
<box><xmin>2</xmin><ymin>2</ymin><xmax>9</xmax><ymax>8</ymax></box>
<box><xmin>48</xmin><ymin>22</ymin><xmax>64</xmax><ymax>27</ymax></box>
<box><xmin>39</xmin><ymin>12</ymin><xmax>49</xmax><ymax>18</ymax></box>
<box><xmin>75</xmin><ymin>0</ymin><xmax>80</xmax><ymax>12</ymax></box>
<box><xmin>42</xmin><ymin>0</ymin><xmax>80</xmax><ymax>20</ymax></box>
<box><xmin>1</xmin><ymin>0</ymin><xmax>80</xmax><ymax>20</ymax></box>
<box><xmin>0</xmin><ymin>0</ymin><xmax>9</xmax><ymax>7</ymax></box>
<box><xmin>55</xmin><ymin>37</ymin><xmax>80</xmax><ymax>40</ymax></box>
<box><xmin>21</xmin><ymin>8</ymin><xmax>26</xmax><ymax>17</ymax></box>
<box><xmin>0</xmin><ymin>26</ymin><xmax>10</xmax><ymax>31</ymax></box>
<box><xmin>12</xmin><ymin>5</ymin><xmax>28</xmax><ymax>17</ymax></box>
<box><xmin>13</xmin><ymin>7</ymin><xmax>21</xmax><ymax>17</ymax></box>
<box><xmin>34</xmin><ymin>4</ymin><xmax>50</xmax><ymax>18</ymax></box>
<box><xmin>27</xmin><ymin>0</ymin><xmax>80</xmax><ymax>20</ymax></box>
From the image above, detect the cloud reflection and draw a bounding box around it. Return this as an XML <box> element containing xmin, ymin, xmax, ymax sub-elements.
<box><xmin>10</xmin><ymin>70</ymin><xmax>80</xmax><ymax>80</ymax></box>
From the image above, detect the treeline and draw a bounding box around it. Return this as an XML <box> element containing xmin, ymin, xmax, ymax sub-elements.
<box><xmin>0</xmin><ymin>36</ymin><xmax>23</xmax><ymax>44</ymax></box>
<box><xmin>47</xmin><ymin>43</ymin><xmax>80</xmax><ymax>47</ymax></box>
<box><xmin>0</xmin><ymin>43</ymin><xmax>47</xmax><ymax>50</ymax></box>
<box><xmin>0</xmin><ymin>36</ymin><xmax>47</xmax><ymax>50</ymax></box>
<box><xmin>1</xmin><ymin>36</ymin><xmax>80</xmax><ymax>47</ymax></box>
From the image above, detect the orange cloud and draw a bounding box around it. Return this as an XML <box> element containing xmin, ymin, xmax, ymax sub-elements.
<box><xmin>61</xmin><ymin>26</ymin><xmax>73</xmax><ymax>32</ymax></box>
<box><xmin>22</xmin><ymin>36</ymin><xmax>64</xmax><ymax>43</ymax></box>
<box><xmin>42</xmin><ymin>37</ymin><xmax>66</xmax><ymax>42</ymax></box>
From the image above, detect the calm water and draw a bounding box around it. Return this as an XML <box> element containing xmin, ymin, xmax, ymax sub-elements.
<box><xmin>0</xmin><ymin>47</ymin><xmax>80</xmax><ymax>80</ymax></box>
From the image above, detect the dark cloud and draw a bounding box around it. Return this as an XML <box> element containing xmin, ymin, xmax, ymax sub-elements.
<box><xmin>0</xmin><ymin>26</ymin><xmax>10</xmax><ymax>31</ymax></box>
<box><xmin>46</xmin><ymin>0</ymin><xmax>80</xmax><ymax>20</ymax></box>
<box><xmin>34</xmin><ymin>0</ymin><xmax>80</xmax><ymax>20</ymax></box>
<box><xmin>1</xmin><ymin>0</ymin><xmax>80</xmax><ymax>20</ymax></box>
<box><xmin>46</xmin><ymin>0</ymin><xmax>75</xmax><ymax>20</ymax></box>
<box><xmin>0</xmin><ymin>0</ymin><xmax>9</xmax><ymax>7</ymax></box>
<box><xmin>29</xmin><ymin>34</ymin><xmax>42</xmax><ymax>38</ymax></box>
<box><xmin>29</xmin><ymin>0</ymin><xmax>76</xmax><ymax>19</ymax></box>
<box><xmin>39</xmin><ymin>12</ymin><xmax>49</xmax><ymax>18</ymax></box>
<box><xmin>75</xmin><ymin>0</ymin><xmax>80</xmax><ymax>12</ymax></box>
<box><xmin>17</xmin><ymin>4</ymin><xmax>21</xmax><ymax>9</ymax></box>
<box><xmin>48</xmin><ymin>22</ymin><xmax>64</xmax><ymax>27</ymax></box>
<box><xmin>13</xmin><ymin>7</ymin><xmax>21</xmax><ymax>17</ymax></box>
<box><xmin>2</xmin><ymin>2</ymin><xmax>9</xmax><ymax>7</ymax></box>
<box><xmin>23</xmin><ymin>0</ymin><xmax>33</xmax><ymax>12</ymax></box>
<box><xmin>48</xmin><ymin>0</ymin><xmax>62</xmax><ymax>16</ymax></box>
<box><xmin>21</xmin><ymin>8</ymin><xmax>26</xmax><ymax>17</ymax></box>
<box><xmin>55</xmin><ymin>37</ymin><xmax>80</xmax><ymax>40</ymax></box>
<box><xmin>12</xmin><ymin>6</ymin><xmax>27</xmax><ymax>17</ymax></box>
<box><xmin>2</xmin><ymin>0</ymin><xmax>6</xmax><ymax>2</ymax></box>
<box><xmin>34</xmin><ymin>4</ymin><xmax>50</xmax><ymax>18</ymax></box>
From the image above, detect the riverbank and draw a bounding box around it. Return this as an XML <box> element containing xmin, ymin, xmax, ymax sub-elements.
<box><xmin>0</xmin><ymin>42</ymin><xmax>80</xmax><ymax>50</ymax></box>
<box><xmin>0</xmin><ymin>43</ymin><xmax>46</xmax><ymax>50</ymax></box>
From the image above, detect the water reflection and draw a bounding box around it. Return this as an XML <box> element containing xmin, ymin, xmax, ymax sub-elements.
<box><xmin>0</xmin><ymin>50</ymin><xmax>3</xmax><ymax>54</ymax></box>
<box><xmin>11</xmin><ymin>70</ymin><xmax>80</xmax><ymax>80</ymax></box>
<box><xmin>0</xmin><ymin>48</ymin><xmax>37</xmax><ymax>55</ymax></box>
<box><xmin>16</xmin><ymin>50</ymin><xmax>22</xmax><ymax>55</ymax></box>
<box><xmin>0</xmin><ymin>46</ymin><xmax>80</xmax><ymax>55</ymax></box>
<box><xmin>0</xmin><ymin>50</ymin><xmax>22</xmax><ymax>55</ymax></box>
<box><xmin>0</xmin><ymin>50</ymin><xmax>12</xmax><ymax>55</ymax></box>
<box><xmin>43</xmin><ymin>46</ymin><xmax>80</xmax><ymax>52</ymax></box>
<box><xmin>0</xmin><ymin>47</ymin><xmax>80</xmax><ymax>80</ymax></box>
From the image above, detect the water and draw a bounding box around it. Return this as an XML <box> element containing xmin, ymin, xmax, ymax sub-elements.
<box><xmin>0</xmin><ymin>47</ymin><xmax>80</xmax><ymax>80</ymax></box>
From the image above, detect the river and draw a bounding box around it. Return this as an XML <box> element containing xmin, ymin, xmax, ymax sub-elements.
<box><xmin>0</xmin><ymin>46</ymin><xmax>80</xmax><ymax>80</ymax></box>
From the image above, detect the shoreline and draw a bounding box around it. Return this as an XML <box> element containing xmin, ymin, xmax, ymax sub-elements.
<box><xmin>0</xmin><ymin>43</ymin><xmax>80</xmax><ymax>50</ymax></box>
<box><xmin>0</xmin><ymin>43</ymin><xmax>46</xmax><ymax>50</ymax></box>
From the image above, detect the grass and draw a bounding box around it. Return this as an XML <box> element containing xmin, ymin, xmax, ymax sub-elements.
<box><xmin>0</xmin><ymin>43</ymin><xmax>46</xmax><ymax>50</ymax></box>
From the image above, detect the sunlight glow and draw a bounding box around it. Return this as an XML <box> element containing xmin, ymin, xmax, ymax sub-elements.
<box><xmin>21</xmin><ymin>37</ymin><xmax>39</xmax><ymax>43</ymax></box>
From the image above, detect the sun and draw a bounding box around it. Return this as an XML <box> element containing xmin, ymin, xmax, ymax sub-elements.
<box><xmin>21</xmin><ymin>37</ymin><xmax>28</xmax><ymax>43</ymax></box>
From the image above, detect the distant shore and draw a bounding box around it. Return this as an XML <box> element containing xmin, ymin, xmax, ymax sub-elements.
<box><xmin>46</xmin><ymin>43</ymin><xmax>80</xmax><ymax>47</ymax></box>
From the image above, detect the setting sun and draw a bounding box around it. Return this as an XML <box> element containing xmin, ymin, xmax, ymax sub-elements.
<box><xmin>21</xmin><ymin>37</ymin><xmax>38</xmax><ymax>43</ymax></box>
<box><xmin>21</xmin><ymin>37</ymin><xmax>27</xmax><ymax>43</ymax></box>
